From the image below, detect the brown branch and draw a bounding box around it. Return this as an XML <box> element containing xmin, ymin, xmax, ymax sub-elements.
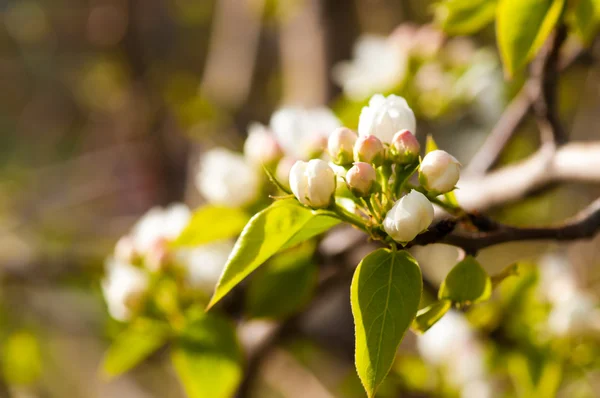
<box><xmin>437</xmin><ymin>197</ymin><xmax>600</xmax><ymax>254</ymax></box>
<box><xmin>464</xmin><ymin>42</ymin><xmax>582</xmax><ymax>177</ymax></box>
<box><xmin>456</xmin><ymin>141</ymin><xmax>600</xmax><ymax>211</ymax></box>
<box><xmin>530</xmin><ymin>24</ymin><xmax>568</xmax><ymax>146</ymax></box>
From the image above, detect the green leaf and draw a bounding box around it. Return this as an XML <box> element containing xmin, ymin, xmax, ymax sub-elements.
<box><xmin>351</xmin><ymin>249</ymin><xmax>422</xmax><ymax>397</ymax></box>
<box><xmin>439</xmin><ymin>256</ymin><xmax>492</xmax><ymax>304</ymax></box>
<box><xmin>497</xmin><ymin>0</ymin><xmax>566</xmax><ymax>77</ymax></box>
<box><xmin>2</xmin><ymin>331</ymin><xmax>42</xmax><ymax>386</ymax></box>
<box><xmin>171</xmin><ymin>313</ymin><xmax>243</xmax><ymax>398</ymax></box>
<box><xmin>412</xmin><ymin>300</ymin><xmax>452</xmax><ymax>333</ymax></box>
<box><xmin>263</xmin><ymin>164</ymin><xmax>292</xmax><ymax>194</ymax></box>
<box><xmin>102</xmin><ymin>319</ymin><xmax>170</xmax><ymax>378</ymax></box>
<box><xmin>435</xmin><ymin>0</ymin><xmax>498</xmax><ymax>35</ymax></box>
<box><xmin>173</xmin><ymin>206</ymin><xmax>249</xmax><ymax>247</ymax></box>
<box><xmin>207</xmin><ymin>199</ymin><xmax>339</xmax><ymax>309</ymax></box>
<box><xmin>572</xmin><ymin>0</ymin><xmax>600</xmax><ymax>45</ymax></box>
<box><xmin>247</xmin><ymin>243</ymin><xmax>317</xmax><ymax>319</ymax></box>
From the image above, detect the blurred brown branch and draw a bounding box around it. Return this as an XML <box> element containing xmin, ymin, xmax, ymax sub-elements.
<box><xmin>457</xmin><ymin>141</ymin><xmax>600</xmax><ymax>211</ymax></box>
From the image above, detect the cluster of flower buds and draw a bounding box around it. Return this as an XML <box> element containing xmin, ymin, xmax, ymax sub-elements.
<box><xmin>102</xmin><ymin>204</ymin><xmax>233</xmax><ymax>322</ymax></box>
<box><xmin>288</xmin><ymin>94</ymin><xmax>461</xmax><ymax>244</ymax></box>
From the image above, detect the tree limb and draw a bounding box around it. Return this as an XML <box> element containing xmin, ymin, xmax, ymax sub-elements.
<box><xmin>439</xmin><ymin>197</ymin><xmax>600</xmax><ymax>254</ymax></box>
<box><xmin>456</xmin><ymin>141</ymin><xmax>600</xmax><ymax>211</ymax></box>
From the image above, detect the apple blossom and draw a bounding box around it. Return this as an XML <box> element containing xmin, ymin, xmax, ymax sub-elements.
<box><xmin>270</xmin><ymin>107</ymin><xmax>340</xmax><ymax>160</ymax></box>
<box><xmin>389</xmin><ymin>129</ymin><xmax>420</xmax><ymax>164</ymax></box>
<box><xmin>289</xmin><ymin>159</ymin><xmax>336</xmax><ymax>208</ymax></box>
<box><xmin>354</xmin><ymin>135</ymin><xmax>385</xmax><ymax>166</ymax></box>
<box><xmin>358</xmin><ymin>94</ymin><xmax>416</xmax><ymax>143</ymax></box>
<box><xmin>196</xmin><ymin>148</ymin><xmax>260</xmax><ymax>207</ymax></box>
<box><xmin>176</xmin><ymin>241</ymin><xmax>234</xmax><ymax>294</ymax></box>
<box><xmin>328</xmin><ymin>127</ymin><xmax>357</xmax><ymax>165</ymax></box>
<box><xmin>243</xmin><ymin>122</ymin><xmax>282</xmax><ymax>165</ymax></box>
<box><xmin>102</xmin><ymin>258</ymin><xmax>149</xmax><ymax>321</ymax></box>
<box><xmin>419</xmin><ymin>150</ymin><xmax>460</xmax><ymax>194</ymax></box>
<box><xmin>346</xmin><ymin>162</ymin><xmax>376</xmax><ymax>197</ymax></box>
<box><xmin>383</xmin><ymin>190</ymin><xmax>434</xmax><ymax>243</ymax></box>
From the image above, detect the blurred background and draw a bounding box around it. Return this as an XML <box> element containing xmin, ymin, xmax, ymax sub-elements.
<box><xmin>1</xmin><ymin>0</ymin><xmax>600</xmax><ymax>397</ymax></box>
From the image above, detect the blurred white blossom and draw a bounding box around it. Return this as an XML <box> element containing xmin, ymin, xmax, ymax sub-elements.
<box><xmin>129</xmin><ymin>203</ymin><xmax>191</xmax><ymax>255</ymax></box>
<box><xmin>270</xmin><ymin>107</ymin><xmax>340</xmax><ymax>160</ymax></box>
<box><xmin>102</xmin><ymin>258</ymin><xmax>149</xmax><ymax>321</ymax></box>
<box><xmin>196</xmin><ymin>148</ymin><xmax>261</xmax><ymax>207</ymax></box>
<box><xmin>333</xmin><ymin>34</ymin><xmax>409</xmax><ymax>101</ymax></box>
<box><xmin>176</xmin><ymin>240</ymin><xmax>233</xmax><ymax>294</ymax></box>
<box><xmin>243</xmin><ymin>122</ymin><xmax>282</xmax><ymax>166</ymax></box>
<box><xmin>417</xmin><ymin>311</ymin><xmax>491</xmax><ymax>397</ymax></box>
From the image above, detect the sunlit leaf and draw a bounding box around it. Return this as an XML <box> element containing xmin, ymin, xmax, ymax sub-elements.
<box><xmin>171</xmin><ymin>313</ymin><xmax>243</xmax><ymax>398</ymax></box>
<box><xmin>247</xmin><ymin>243</ymin><xmax>317</xmax><ymax>319</ymax></box>
<box><xmin>1</xmin><ymin>331</ymin><xmax>42</xmax><ymax>386</ymax></box>
<box><xmin>435</xmin><ymin>0</ymin><xmax>497</xmax><ymax>35</ymax></box>
<box><xmin>207</xmin><ymin>200</ymin><xmax>339</xmax><ymax>309</ymax></box>
<box><xmin>102</xmin><ymin>319</ymin><xmax>170</xmax><ymax>378</ymax></box>
<box><xmin>173</xmin><ymin>206</ymin><xmax>249</xmax><ymax>247</ymax></box>
<box><xmin>497</xmin><ymin>0</ymin><xmax>566</xmax><ymax>77</ymax></box>
<box><xmin>351</xmin><ymin>249</ymin><xmax>422</xmax><ymax>397</ymax></box>
<box><xmin>572</xmin><ymin>0</ymin><xmax>600</xmax><ymax>45</ymax></box>
<box><xmin>425</xmin><ymin>134</ymin><xmax>438</xmax><ymax>154</ymax></box>
<box><xmin>412</xmin><ymin>300</ymin><xmax>452</xmax><ymax>333</ymax></box>
<box><xmin>439</xmin><ymin>255</ymin><xmax>492</xmax><ymax>304</ymax></box>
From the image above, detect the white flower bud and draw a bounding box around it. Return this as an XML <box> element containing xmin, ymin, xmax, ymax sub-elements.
<box><xmin>383</xmin><ymin>190</ymin><xmax>434</xmax><ymax>243</ymax></box>
<box><xmin>328</xmin><ymin>127</ymin><xmax>357</xmax><ymax>165</ymax></box>
<box><xmin>354</xmin><ymin>135</ymin><xmax>385</xmax><ymax>166</ymax></box>
<box><xmin>102</xmin><ymin>258</ymin><xmax>149</xmax><ymax>321</ymax></box>
<box><xmin>196</xmin><ymin>148</ymin><xmax>260</xmax><ymax>207</ymax></box>
<box><xmin>289</xmin><ymin>159</ymin><xmax>336</xmax><ymax>208</ymax></box>
<box><xmin>390</xmin><ymin>129</ymin><xmax>420</xmax><ymax>164</ymax></box>
<box><xmin>419</xmin><ymin>150</ymin><xmax>460</xmax><ymax>194</ymax></box>
<box><xmin>346</xmin><ymin>162</ymin><xmax>376</xmax><ymax>197</ymax></box>
<box><xmin>358</xmin><ymin>94</ymin><xmax>416</xmax><ymax>143</ymax></box>
<box><xmin>244</xmin><ymin>123</ymin><xmax>282</xmax><ymax>165</ymax></box>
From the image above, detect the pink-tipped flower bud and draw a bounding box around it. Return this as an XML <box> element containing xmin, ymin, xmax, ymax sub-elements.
<box><xmin>390</xmin><ymin>129</ymin><xmax>420</xmax><ymax>164</ymax></box>
<box><xmin>354</xmin><ymin>135</ymin><xmax>385</xmax><ymax>166</ymax></box>
<box><xmin>419</xmin><ymin>150</ymin><xmax>460</xmax><ymax>194</ymax></box>
<box><xmin>289</xmin><ymin>159</ymin><xmax>337</xmax><ymax>208</ymax></box>
<box><xmin>328</xmin><ymin>127</ymin><xmax>357</xmax><ymax>165</ymax></box>
<box><xmin>346</xmin><ymin>162</ymin><xmax>377</xmax><ymax>197</ymax></box>
<box><xmin>244</xmin><ymin>123</ymin><xmax>282</xmax><ymax>165</ymax></box>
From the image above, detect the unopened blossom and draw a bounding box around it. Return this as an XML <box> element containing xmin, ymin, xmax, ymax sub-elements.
<box><xmin>358</xmin><ymin>94</ymin><xmax>416</xmax><ymax>143</ymax></box>
<box><xmin>102</xmin><ymin>258</ymin><xmax>149</xmax><ymax>321</ymax></box>
<box><xmin>383</xmin><ymin>190</ymin><xmax>433</xmax><ymax>243</ymax></box>
<box><xmin>419</xmin><ymin>150</ymin><xmax>460</xmax><ymax>194</ymax></box>
<box><xmin>390</xmin><ymin>129</ymin><xmax>420</xmax><ymax>164</ymax></box>
<box><xmin>289</xmin><ymin>159</ymin><xmax>336</xmax><ymax>208</ymax></box>
<box><xmin>354</xmin><ymin>135</ymin><xmax>385</xmax><ymax>166</ymax></box>
<box><xmin>333</xmin><ymin>35</ymin><xmax>409</xmax><ymax>101</ymax></box>
<box><xmin>346</xmin><ymin>162</ymin><xmax>376</xmax><ymax>197</ymax></box>
<box><xmin>128</xmin><ymin>204</ymin><xmax>191</xmax><ymax>256</ymax></box>
<box><xmin>196</xmin><ymin>148</ymin><xmax>260</xmax><ymax>207</ymax></box>
<box><xmin>243</xmin><ymin>122</ymin><xmax>282</xmax><ymax>165</ymax></box>
<box><xmin>270</xmin><ymin>107</ymin><xmax>341</xmax><ymax>160</ymax></box>
<box><xmin>328</xmin><ymin>127</ymin><xmax>357</xmax><ymax>165</ymax></box>
<box><xmin>176</xmin><ymin>240</ymin><xmax>233</xmax><ymax>294</ymax></box>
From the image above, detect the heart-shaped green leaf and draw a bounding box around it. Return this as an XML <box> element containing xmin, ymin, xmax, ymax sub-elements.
<box><xmin>439</xmin><ymin>256</ymin><xmax>492</xmax><ymax>304</ymax></box>
<box><xmin>497</xmin><ymin>0</ymin><xmax>566</xmax><ymax>77</ymax></box>
<box><xmin>171</xmin><ymin>313</ymin><xmax>243</xmax><ymax>398</ymax></box>
<box><xmin>102</xmin><ymin>319</ymin><xmax>170</xmax><ymax>378</ymax></box>
<box><xmin>351</xmin><ymin>249</ymin><xmax>422</xmax><ymax>397</ymax></box>
<box><xmin>173</xmin><ymin>206</ymin><xmax>249</xmax><ymax>247</ymax></box>
<box><xmin>207</xmin><ymin>199</ymin><xmax>339</xmax><ymax>309</ymax></box>
<box><xmin>435</xmin><ymin>0</ymin><xmax>497</xmax><ymax>35</ymax></box>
